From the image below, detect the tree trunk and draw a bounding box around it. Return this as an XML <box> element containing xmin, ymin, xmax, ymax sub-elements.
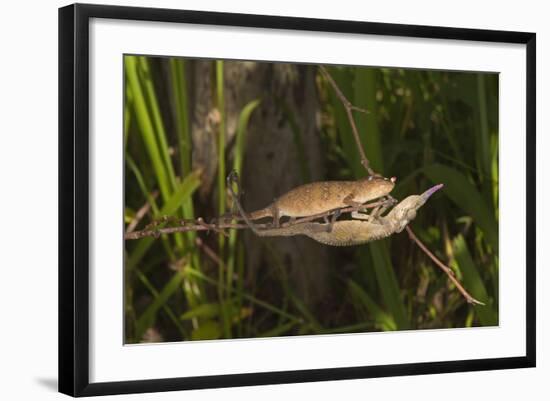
<box><xmin>189</xmin><ymin>60</ymin><xmax>330</xmax><ymax>309</ymax></box>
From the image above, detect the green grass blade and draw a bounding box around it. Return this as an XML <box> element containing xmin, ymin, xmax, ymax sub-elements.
<box><xmin>348</xmin><ymin>279</ymin><xmax>396</xmax><ymax>331</ymax></box>
<box><xmin>159</xmin><ymin>172</ymin><xmax>200</xmax><ymax>219</ymax></box>
<box><xmin>289</xmin><ymin>293</ymin><xmax>323</xmax><ymax>332</ymax></box>
<box><xmin>180</xmin><ymin>302</ymin><xmax>221</xmax><ymax>320</ymax></box>
<box><xmin>137</xmin><ymin>56</ymin><xmax>178</xmax><ymax>192</ymax></box>
<box><xmin>319</xmin><ymin>322</ymin><xmax>376</xmax><ymax>334</ymax></box>
<box><xmin>423</xmin><ymin>163</ymin><xmax>498</xmax><ymax>251</ymax></box>
<box><xmin>125</xmin><ymin>155</ymin><xmax>160</xmax><ymax>216</ymax></box>
<box><xmin>124</xmin><ymin>56</ymin><xmax>171</xmax><ymax>202</ymax></box>
<box><xmin>191</xmin><ymin>320</ymin><xmax>222</xmax><ymax>340</ymax></box>
<box><xmin>354</xmin><ymin>67</ymin><xmax>384</xmax><ymax>173</ymax></box>
<box><xmin>476</xmin><ymin>74</ymin><xmax>491</xmax><ymax>179</ymax></box>
<box><xmin>125</xmin><ymin>57</ymin><xmax>185</xmax><ymax>252</ymax></box>
<box><xmin>232</xmin><ymin>99</ymin><xmax>261</xmax><ymax>177</ymax></box>
<box><xmin>236</xmin><ymin>243</ymin><xmax>245</xmax><ymax>337</ymax></box>
<box><xmin>132</xmin><ymin>57</ymin><xmax>195</xmax><ymax>254</ymax></box>
<box><xmin>167</xmin><ymin>58</ymin><xmax>201</xmax><ymax>287</ymax></box>
<box><xmin>258</xmin><ymin>320</ymin><xmax>297</xmax><ymax>338</ymax></box>
<box><xmin>452</xmin><ymin>234</ymin><xmax>497</xmax><ymax>326</ymax></box>
<box><xmin>491</xmin><ymin>133</ymin><xmax>499</xmax><ymax>218</ymax></box>
<box><xmin>167</xmin><ymin>58</ymin><xmax>204</xmax><ymax>307</ymax></box>
<box><xmin>326</xmin><ymin>67</ymin><xmax>360</xmax><ymax>175</ymax></box>
<box><xmin>227</xmin><ymin>99</ymin><xmax>261</xmax><ymax>293</ymax></box>
<box><xmin>169</xmin><ymin>58</ymin><xmax>192</xmax><ymax>176</ymax></box>
<box><xmin>127</xmin><ymin>171</ymin><xmax>201</xmax><ymax>270</ymax></box>
<box><xmin>185</xmin><ymin>267</ymin><xmax>301</xmax><ymax>323</ymax></box>
<box><xmin>124</xmin><ymin>85</ymin><xmax>132</xmax><ymax>151</ymax></box>
<box><xmin>125</xmin><ymin>155</ymin><xmax>177</xmax><ymax>262</ymax></box>
<box><xmin>135</xmin><ymin>266</ymin><xmax>187</xmax><ymax>341</ymax></box>
<box><xmin>216</xmin><ymin>60</ymin><xmax>227</xmax><ymax>220</ymax></box>
<box><xmin>350</xmin><ymin>67</ymin><xmax>407</xmax><ymax>328</ymax></box>
<box><xmin>215</xmin><ymin>60</ymin><xmax>230</xmax><ymax>337</ymax></box>
<box><xmin>327</xmin><ymin>66</ymin><xmax>408</xmax><ymax>330</ymax></box>
<box><xmin>134</xmin><ymin>269</ymin><xmax>187</xmax><ymax>340</ymax></box>
<box><xmin>369</xmin><ymin>242</ymin><xmax>410</xmax><ymax>329</ymax></box>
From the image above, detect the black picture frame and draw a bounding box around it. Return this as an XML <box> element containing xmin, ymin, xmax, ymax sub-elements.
<box><xmin>58</xmin><ymin>3</ymin><xmax>536</xmax><ymax>397</ymax></box>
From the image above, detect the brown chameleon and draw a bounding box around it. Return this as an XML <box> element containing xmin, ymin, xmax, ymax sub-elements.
<box><xmin>227</xmin><ymin>171</ymin><xmax>396</xmax><ymax>227</ymax></box>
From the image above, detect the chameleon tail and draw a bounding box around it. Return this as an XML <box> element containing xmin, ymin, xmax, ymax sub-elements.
<box><xmin>248</xmin><ymin>208</ymin><xmax>272</xmax><ymax>220</ymax></box>
<box><xmin>217</xmin><ymin>208</ymin><xmax>271</xmax><ymax>223</ymax></box>
<box><xmin>226</xmin><ymin>171</ymin><xmax>264</xmax><ymax>236</ymax></box>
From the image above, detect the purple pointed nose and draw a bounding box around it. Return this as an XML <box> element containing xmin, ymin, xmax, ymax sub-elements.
<box><xmin>421</xmin><ymin>183</ymin><xmax>444</xmax><ymax>201</ymax></box>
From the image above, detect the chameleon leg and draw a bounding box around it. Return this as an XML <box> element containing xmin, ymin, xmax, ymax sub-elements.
<box><xmin>387</xmin><ymin>195</ymin><xmax>398</xmax><ymax>205</ymax></box>
<box><xmin>378</xmin><ymin>199</ymin><xmax>394</xmax><ymax>215</ymax></box>
<box><xmin>343</xmin><ymin>193</ymin><xmax>362</xmax><ymax>208</ymax></box>
<box><xmin>350</xmin><ymin>195</ymin><xmax>396</xmax><ymax>222</ymax></box>
<box><xmin>326</xmin><ymin>209</ymin><xmax>342</xmax><ymax>233</ymax></box>
<box><xmin>372</xmin><ymin>197</ymin><xmax>398</xmax><ymax>223</ymax></box>
<box><xmin>271</xmin><ymin>205</ymin><xmax>280</xmax><ymax>228</ymax></box>
<box><xmin>344</xmin><ymin>193</ymin><xmax>381</xmax><ymax>222</ymax></box>
<box><xmin>351</xmin><ymin>210</ymin><xmax>371</xmax><ymax>220</ymax></box>
<box><xmin>366</xmin><ymin>205</ymin><xmax>381</xmax><ymax>223</ymax></box>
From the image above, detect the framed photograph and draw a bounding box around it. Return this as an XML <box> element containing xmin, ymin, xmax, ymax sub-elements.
<box><xmin>58</xmin><ymin>3</ymin><xmax>536</xmax><ymax>397</ymax></box>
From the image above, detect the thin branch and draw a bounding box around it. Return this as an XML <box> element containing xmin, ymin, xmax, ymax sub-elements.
<box><xmin>125</xmin><ymin>191</ymin><xmax>158</xmax><ymax>233</ymax></box>
<box><xmin>124</xmin><ymin>198</ymin><xmax>392</xmax><ymax>241</ymax></box>
<box><xmin>406</xmin><ymin>226</ymin><xmax>484</xmax><ymax>305</ymax></box>
<box><xmin>319</xmin><ymin>65</ymin><xmax>375</xmax><ymax>176</ymax></box>
<box><xmin>195</xmin><ymin>237</ymin><xmax>225</xmax><ymax>270</ymax></box>
<box><xmin>125</xmin><ymin>221</ymin><xmax>250</xmax><ymax>240</ymax></box>
<box><xmin>197</xmin><ymin>217</ymin><xmax>229</xmax><ymax>237</ymax></box>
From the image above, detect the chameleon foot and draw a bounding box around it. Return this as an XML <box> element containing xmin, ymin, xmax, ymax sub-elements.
<box><xmin>326</xmin><ymin>209</ymin><xmax>342</xmax><ymax>233</ymax></box>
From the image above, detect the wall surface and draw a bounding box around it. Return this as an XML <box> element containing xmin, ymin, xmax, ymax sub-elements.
<box><xmin>0</xmin><ymin>0</ymin><xmax>547</xmax><ymax>399</ymax></box>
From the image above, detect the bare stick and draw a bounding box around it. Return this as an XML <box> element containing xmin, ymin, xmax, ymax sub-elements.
<box><xmin>125</xmin><ymin>191</ymin><xmax>159</xmax><ymax>233</ymax></box>
<box><xmin>125</xmin><ymin>222</ymin><xmax>262</xmax><ymax>240</ymax></box>
<box><xmin>197</xmin><ymin>217</ymin><xmax>229</xmax><ymax>238</ymax></box>
<box><xmin>320</xmin><ymin>65</ymin><xmax>375</xmax><ymax>176</ymax></box>
<box><xmin>195</xmin><ymin>237</ymin><xmax>226</xmax><ymax>270</ymax></box>
<box><xmin>125</xmin><ymin>197</ymin><xmax>392</xmax><ymax>240</ymax></box>
<box><xmin>406</xmin><ymin>226</ymin><xmax>484</xmax><ymax>305</ymax></box>
<box><xmin>226</xmin><ymin>171</ymin><xmax>264</xmax><ymax>236</ymax></box>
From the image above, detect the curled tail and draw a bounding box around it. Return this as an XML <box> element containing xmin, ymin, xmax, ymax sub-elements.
<box><xmin>218</xmin><ymin>207</ymin><xmax>272</xmax><ymax>222</ymax></box>
<box><xmin>248</xmin><ymin>207</ymin><xmax>272</xmax><ymax>221</ymax></box>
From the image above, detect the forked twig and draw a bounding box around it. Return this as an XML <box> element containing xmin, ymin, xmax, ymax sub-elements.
<box><xmin>125</xmin><ymin>191</ymin><xmax>158</xmax><ymax>233</ymax></box>
<box><xmin>406</xmin><ymin>226</ymin><xmax>484</xmax><ymax>305</ymax></box>
<box><xmin>320</xmin><ymin>65</ymin><xmax>375</xmax><ymax>176</ymax></box>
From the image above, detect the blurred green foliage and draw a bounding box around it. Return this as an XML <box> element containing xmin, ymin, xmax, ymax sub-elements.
<box><xmin>124</xmin><ymin>55</ymin><xmax>499</xmax><ymax>343</ymax></box>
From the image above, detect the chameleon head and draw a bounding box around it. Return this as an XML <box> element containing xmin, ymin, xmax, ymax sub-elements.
<box><xmin>389</xmin><ymin>183</ymin><xmax>444</xmax><ymax>232</ymax></box>
<box><xmin>364</xmin><ymin>175</ymin><xmax>397</xmax><ymax>199</ymax></box>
